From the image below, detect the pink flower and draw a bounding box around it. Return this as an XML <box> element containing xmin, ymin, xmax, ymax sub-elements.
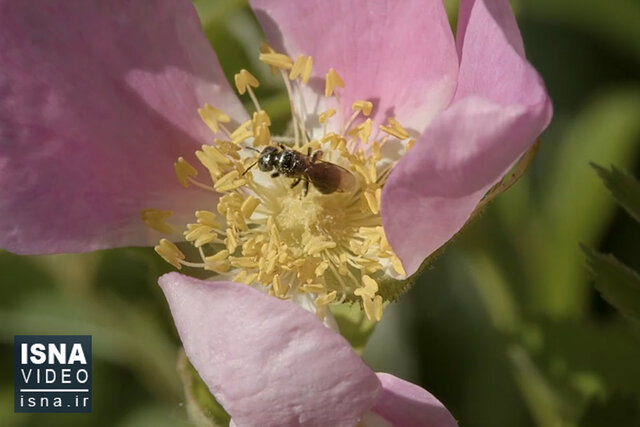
<box><xmin>161</xmin><ymin>272</ymin><xmax>457</xmax><ymax>427</ymax></box>
<box><xmin>1</xmin><ymin>0</ymin><xmax>550</xmax><ymax>424</ymax></box>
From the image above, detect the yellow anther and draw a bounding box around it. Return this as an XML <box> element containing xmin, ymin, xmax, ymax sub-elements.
<box><xmin>289</xmin><ymin>54</ymin><xmax>313</xmax><ymax>84</ymax></box>
<box><xmin>391</xmin><ymin>256</ymin><xmax>406</xmax><ymax>276</ymax></box>
<box><xmin>254</xmin><ymin>124</ymin><xmax>271</xmax><ymax>147</ymax></box>
<box><xmin>349</xmin><ymin>118</ymin><xmax>372</xmax><ymax>144</ymax></box>
<box><xmin>207</xmin><ymin>250</ymin><xmax>230</xmax><ymax>262</ymax></box>
<box><xmin>214</xmin><ymin>170</ymin><xmax>239</xmax><ymax>189</ymax></box>
<box><xmin>232</xmin><ymin>210</ymin><xmax>248</xmax><ymax>231</ymax></box>
<box><xmin>230</xmin><ymin>120</ymin><xmax>252</xmax><ymax>144</ymax></box>
<box><xmin>241</xmin><ymin>196</ymin><xmax>261</xmax><ymax>218</ymax></box>
<box><xmin>315</xmin><ymin>261</ymin><xmax>329</xmax><ymax>277</ymax></box>
<box><xmin>304</xmin><ymin>236</ymin><xmax>337</xmax><ymax>255</ymax></box>
<box><xmin>154</xmin><ymin>239</ymin><xmax>185</xmax><ymax>269</ymax></box>
<box><xmin>362</xmin><ymin>295</ymin><xmax>383</xmax><ymax>321</ymax></box>
<box><xmin>215</xmin><ymin>178</ymin><xmax>247</xmax><ymax>193</ymax></box>
<box><xmin>214</xmin><ymin>139</ymin><xmax>241</xmax><ymax>156</ymax></box>
<box><xmin>184</xmin><ymin>224</ymin><xmax>213</xmax><ymax>241</ymax></box>
<box><xmin>319</xmin><ymin>109</ymin><xmax>336</xmax><ymax>124</ymax></box>
<box><xmin>352</xmin><ymin>100</ymin><xmax>373</xmax><ymax>116</ymax></box>
<box><xmin>198</xmin><ymin>104</ymin><xmax>231</xmax><ymax>134</ymax></box>
<box><xmin>406</xmin><ymin>138</ymin><xmax>416</xmax><ymax>151</ymax></box>
<box><xmin>225</xmin><ymin>228</ymin><xmax>238</xmax><ymax>253</ymax></box>
<box><xmin>371</xmin><ymin>142</ymin><xmax>382</xmax><ymax>161</ymax></box>
<box><xmin>272</xmin><ymin>274</ymin><xmax>289</xmax><ymax>297</ymax></box>
<box><xmin>252</xmin><ymin>110</ymin><xmax>271</xmax><ymax>130</ymax></box>
<box><xmin>173</xmin><ymin>157</ymin><xmax>198</xmax><ymax>188</ymax></box>
<box><xmin>259</xmin><ymin>52</ymin><xmax>294</xmax><ymax>70</ymax></box>
<box><xmin>195</xmin><ymin>149</ymin><xmax>223</xmax><ymax>178</ymax></box>
<box><xmin>204</xmin><ymin>256</ymin><xmax>230</xmax><ymax>273</ymax></box>
<box><xmin>355</xmin><ymin>275</ymin><xmax>378</xmax><ymax>298</ymax></box>
<box><xmin>325</xmin><ymin>68</ymin><xmax>345</xmax><ymax>97</ymax></box>
<box><xmin>300</xmin><ymin>283</ymin><xmax>326</xmax><ymax>293</ymax></box>
<box><xmin>229</xmin><ymin>256</ymin><xmax>259</xmax><ymax>269</ymax></box>
<box><xmin>194</xmin><ymin>233</ymin><xmax>217</xmax><ymax>247</ymax></box>
<box><xmin>302</xmin><ymin>55</ymin><xmax>313</xmax><ymax>84</ymax></box>
<box><xmin>368</xmin><ymin>162</ymin><xmax>378</xmax><ymax>183</ymax></box>
<box><xmin>195</xmin><ymin>210</ymin><xmax>221</xmax><ymax>228</ymax></box>
<box><xmin>259</xmin><ymin>41</ymin><xmax>279</xmax><ymax>74</ymax></box>
<box><xmin>379</xmin><ymin>117</ymin><xmax>410</xmax><ymax>140</ymax></box>
<box><xmin>234</xmin><ymin>69</ymin><xmax>260</xmax><ymax>95</ymax></box>
<box><xmin>231</xmin><ymin>128</ymin><xmax>253</xmax><ymax>145</ymax></box>
<box><xmin>315</xmin><ymin>291</ymin><xmax>337</xmax><ymax>306</ymax></box>
<box><xmin>202</xmin><ymin>144</ymin><xmax>231</xmax><ymax>165</ymax></box>
<box><xmin>364</xmin><ymin>189</ymin><xmax>380</xmax><ymax>214</ymax></box>
<box><xmin>289</xmin><ymin>54</ymin><xmax>305</xmax><ymax>80</ymax></box>
<box><xmin>141</xmin><ymin>209</ymin><xmax>174</xmax><ymax>234</ymax></box>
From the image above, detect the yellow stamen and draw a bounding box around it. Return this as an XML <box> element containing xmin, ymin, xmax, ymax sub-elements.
<box><xmin>362</xmin><ymin>295</ymin><xmax>383</xmax><ymax>321</ymax></box>
<box><xmin>149</xmin><ymin>48</ymin><xmax>412</xmax><ymax>325</ymax></box>
<box><xmin>259</xmin><ymin>52</ymin><xmax>294</xmax><ymax>70</ymax></box>
<box><xmin>352</xmin><ymin>100</ymin><xmax>373</xmax><ymax>116</ymax></box>
<box><xmin>325</xmin><ymin>68</ymin><xmax>345</xmax><ymax>97</ymax></box>
<box><xmin>234</xmin><ymin>69</ymin><xmax>259</xmax><ymax>95</ymax></box>
<box><xmin>319</xmin><ymin>109</ymin><xmax>336</xmax><ymax>124</ymax></box>
<box><xmin>379</xmin><ymin>117</ymin><xmax>410</xmax><ymax>140</ymax></box>
<box><xmin>141</xmin><ymin>209</ymin><xmax>174</xmax><ymax>234</ymax></box>
<box><xmin>289</xmin><ymin>54</ymin><xmax>313</xmax><ymax>84</ymax></box>
<box><xmin>174</xmin><ymin>157</ymin><xmax>198</xmax><ymax>188</ymax></box>
<box><xmin>154</xmin><ymin>239</ymin><xmax>185</xmax><ymax>269</ymax></box>
<box><xmin>198</xmin><ymin>104</ymin><xmax>231</xmax><ymax>134</ymax></box>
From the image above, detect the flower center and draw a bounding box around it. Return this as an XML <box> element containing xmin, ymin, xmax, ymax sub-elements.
<box><xmin>144</xmin><ymin>44</ymin><xmax>414</xmax><ymax>321</ymax></box>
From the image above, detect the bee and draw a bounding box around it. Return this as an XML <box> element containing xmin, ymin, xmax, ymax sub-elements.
<box><xmin>243</xmin><ymin>145</ymin><xmax>356</xmax><ymax>196</ymax></box>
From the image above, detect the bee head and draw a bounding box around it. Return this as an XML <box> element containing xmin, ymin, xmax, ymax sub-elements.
<box><xmin>258</xmin><ymin>146</ymin><xmax>279</xmax><ymax>172</ymax></box>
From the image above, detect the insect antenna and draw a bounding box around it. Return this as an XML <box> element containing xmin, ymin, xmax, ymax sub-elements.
<box><xmin>242</xmin><ymin>161</ymin><xmax>258</xmax><ymax>176</ymax></box>
<box><xmin>241</xmin><ymin>146</ymin><xmax>262</xmax><ymax>176</ymax></box>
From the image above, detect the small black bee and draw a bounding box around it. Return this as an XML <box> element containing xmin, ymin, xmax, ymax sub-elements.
<box><xmin>244</xmin><ymin>145</ymin><xmax>356</xmax><ymax>196</ymax></box>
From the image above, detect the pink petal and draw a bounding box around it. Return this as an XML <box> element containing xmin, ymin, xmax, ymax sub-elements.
<box><xmin>249</xmin><ymin>0</ymin><xmax>458</xmax><ymax>132</ymax></box>
<box><xmin>455</xmin><ymin>0</ymin><xmax>533</xmax><ymax>104</ymax></box>
<box><xmin>0</xmin><ymin>0</ymin><xmax>247</xmax><ymax>254</ymax></box>
<box><xmin>372</xmin><ymin>373</ymin><xmax>458</xmax><ymax>427</ymax></box>
<box><xmin>382</xmin><ymin>0</ymin><xmax>552</xmax><ymax>276</ymax></box>
<box><xmin>159</xmin><ymin>273</ymin><xmax>381</xmax><ymax>426</ymax></box>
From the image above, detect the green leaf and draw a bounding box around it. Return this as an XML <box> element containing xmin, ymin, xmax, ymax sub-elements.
<box><xmin>529</xmin><ymin>89</ymin><xmax>640</xmax><ymax>317</ymax></box>
<box><xmin>583</xmin><ymin>246</ymin><xmax>640</xmax><ymax>320</ymax></box>
<box><xmin>591</xmin><ymin>164</ymin><xmax>640</xmax><ymax>223</ymax></box>
<box><xmin>177</xmin><ymin>350</ymin><xmax>230</xmax><ymax>427</ymax></box>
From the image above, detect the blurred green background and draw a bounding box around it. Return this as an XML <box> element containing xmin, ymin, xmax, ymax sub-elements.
<box><xmin>2</xmin><ymin>0</ymin><xmax>640</xmax><ymax>425</ymax></box>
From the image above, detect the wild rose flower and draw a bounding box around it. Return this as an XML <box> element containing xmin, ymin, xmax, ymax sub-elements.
<box><xmin>1</xmin><ymin>0</ymin><xmax>550</xmax><ymax>425</ymax></box>
<box><xmin>161</xmin><ymin>272</ymin><xmax>458</xmax><ymax>427</ymax></box>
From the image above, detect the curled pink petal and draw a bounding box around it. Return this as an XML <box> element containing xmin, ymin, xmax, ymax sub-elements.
<box><xmin>159</xmin><ymin>273</ymin><xmax>381</xmax><ymax>427</ymax></box>
<box><xmin>382</xmin><ymin>97</ymin><xmax>550</xmax><ymax>275</ymax></box>
<box><xmin>249</xmin><ymin>0</ymin><xmax>458</xmax><ymax>132</ymax></box>
<box><xmin>372</xmin><ymin>373</ymin><xmax>458</xmax><ymax>427</ymax></box>
<box><xmin>455</xmin><ymin>0</ymin><xmax>537</xmax><ymax>105</ymax></box>
<box><xmin>382</xmin><ymin>0</ymin><xmax>551</xmax><ymax>276</ymax></box>
<box><xmin>0</xmin><ymin>0</ymin><xmax>247</xmax><ymax>254</ymax></box>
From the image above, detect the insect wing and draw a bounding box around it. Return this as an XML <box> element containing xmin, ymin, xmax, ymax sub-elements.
<box><xmin>306</xmin><ymin>161</ymin><xmax>356</xmax><ymax>194</ymax></box>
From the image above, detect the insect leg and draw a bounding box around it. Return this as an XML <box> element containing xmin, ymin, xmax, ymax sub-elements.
<box><xmin>291</xmin><ymin>178</ymin><xmax>302</xmax><ymax>189</ymax></box>
<box><xmin>311</xmin><ymin>150</ymin><xmax>323</xmax><ymax>163</ymax></box>
<box><xmin>303</xmin><ymin>178</ymin><xmax>310</xmax><ymax>197</ymax></box>
<box><xmin>271</xmin><ymin>172</ymin><xmax>280</xmax><ymax>178</ymax></box>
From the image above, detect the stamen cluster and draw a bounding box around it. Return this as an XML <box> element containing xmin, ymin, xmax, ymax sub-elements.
<box><xmin>145</xmin><ymin>45</ymin><xmax>414</xmax><ymax>321</ymax></box>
